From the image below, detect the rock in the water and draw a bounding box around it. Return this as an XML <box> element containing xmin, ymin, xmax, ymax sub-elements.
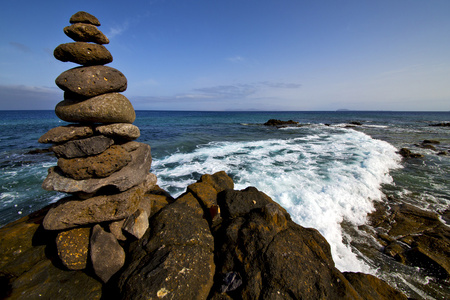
<box><xmin>264</xmin><ymin>119</ymin><xmax>299</xmax><ymax>127</ymax></box>
<box><xmin>55</xmin><ymin>66</ymin><xmax>126</xmax><ymax>98</ymax></box>
<box><xmin>42</xmin><ymin>143</ymin><xmax>152</xmax><ymax>194</ymax></box>
<box><xmin>38</xmin><ymin>125</ymin><xmax>93</xmax><ymax>144</ymax></box>
<box><xmin>90</xmin><ymin>224</ymin><xmax>125</xmax><ymax>283</ymax></box>
<box><xmin>51</xmin><ymin>135</ymin><xmax>114</xmax><ymax>158</ymax></box>
<box><xmin>399</xmin><ymin>148</ymin><xmax>423</xmax><ymax>158</ymax></box>
<box><xmin>64</xmin><ymin>23</ymin><xmax>109</xmax><ymax>44</ymax></box>
<box><xmin>69</xmin><ymin>11</ymin><xmax>101</xmax><ymax>26</ymax></box>
<box><xmin>57</xmin><ymin>145</ymin><xmax>131</xmax><ymax>179</ymax></box>
<box><xmin>118</xmin><ymin>193</ymin><xmax>215</xmax><ymax>300</ymax></box>
<box><xmin>95</xmin><ymin>123</ymin><xmax>140</xmax><ymax>141</ymax></box>
<box><xmin>344</xmin><ymin>272</ymin><xmax>408</xmax><ymax>300</ymax></box>
<box><xmin>54</xmin><ymin>42</ymin><xmax>112</xmax><ymax>65</ymax></box>
<box><xmin>43</xmin><ymin>183</ymin><xmax>146</xmax><ymax>230</ymax></box>
<box><xmin>388</xmin><ymin>204</ymin><xmax>441</xmax><ymax>237</ymax></box>
<box><xmin>56</xmin><ymin>227</ymin><xmax>90</xmax><ymax>270</ymax></box>
<box><xmin>123</xmin><ymin>209</ymin><xmax>149</xmax><ymax>239</ymax></box>
<box><xmin>55</xmin><ymin>93</ymin><xmax>135</xmax><ymax>124</ymax></box>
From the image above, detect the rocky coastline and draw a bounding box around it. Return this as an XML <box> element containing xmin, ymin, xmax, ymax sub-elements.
<box><xmin>1</xmin><ymin>171</ymin><xmax>410</xmax><ymax>299</ymax></box>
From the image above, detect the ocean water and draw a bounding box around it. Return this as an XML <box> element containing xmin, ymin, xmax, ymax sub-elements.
<box><xmin>1</xmin><ymin>110</ymin><xmax>449</xmax><ymax>298</ymax></box>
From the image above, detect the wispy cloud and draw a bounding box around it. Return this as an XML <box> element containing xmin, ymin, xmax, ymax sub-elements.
<box><xmin>107</xmin><ymin>21</ymin><xmax>130</xmax><ymax>39</ymax></box>
<box><xmin>227</xmin><ymin>56</ymin><xmax>245</xmax><ymax>63</ymax></box>
<box><xmin>9</xmin><ymin>42</ymin><xmax>32</xmax><ymax>53</ymax></box>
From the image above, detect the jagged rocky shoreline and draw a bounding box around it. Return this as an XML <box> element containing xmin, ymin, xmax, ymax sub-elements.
<box><xmin>1</xmin><ymin>171</ymin><xmax>409</xmax><ymax>299</ymax></box>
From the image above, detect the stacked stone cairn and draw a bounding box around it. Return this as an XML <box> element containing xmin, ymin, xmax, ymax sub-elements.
<box><xmin>38</xmin><ymin>11</ymin><xmax>156</xmax><ymax>283</ymax></box>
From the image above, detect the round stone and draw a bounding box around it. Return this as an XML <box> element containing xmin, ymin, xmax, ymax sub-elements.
<box><xmin>55</xmin><ymin>93</ymin><xmax>136</xmax><ymax>124</ymax></box>
<box><xmin>64</xmin><ymin>23</ymin><xmax>109</xmax><ymax>44</ymax></box>
<box><xmin>55</xmin><ymin>65</ymin><xmax>127</xmax><ymax>97</ymax></box>
<box><xmin>54</xmin><ymin>42</ymin><xmax>113</xmax><ymax>66</ymax></box>
<box><xmin>69</xmin><ymin>11</ymin><xmax>101</xmax><ymax>26</ymax></box>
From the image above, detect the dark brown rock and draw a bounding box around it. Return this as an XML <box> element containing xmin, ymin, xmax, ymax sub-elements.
<box><xmin>398</xmin><ymin>148</ymin><xmax>423</xmax><ymax>158</ymax></box>
<box><xmin>199</xmin><ymin>171</ymin><xmax>234</xmax><ymax>192</ymax></box>
<box><xmin>118</xmin><ymin>193</ymin><xmax>215</xmax><ymax>300</ymax></box>
<box><xmin>38</xmin><ymin>125</ymin><xmax>93</xmax><ymax>144</ymax></box>
<box><xmin>95</xmin><ymin>123</ymin><xmax>140</xmax><ymax>141</ymax></box>
<box><xmin>64</xmin><ymin>23</ymin><xmax>109</xmax><ymax>44</ymax></box>
<box><xmin>55</xmin><ymin>93</ymin><xmax>135</xmax><ymax>124</ymax></box>
<box><xmin>211</xmin><ymin>186</ymin><xmax>361</xmax><ymax>299</ymax></box>
<box><xmin>344</xmin><ymin>272</ymin><xmax>408</xmax><ymax>300</ymax></box>
<box><xmin>51</xmin><ymin>135</ymin><xmax>114</xmax><ymax>158</ymax></box>
<box><xmin>0</xmin><ymin>207</ymin><xmax>102</xmax><ymax>299</ymax></box>
<box><xmin>42</xmin><ymin>143</ymin><xmax>152</xmax><ymax>194</ymax></box>
<box><xmin>55</xmin><ymin>227</ymin><xmax>90</xmax><ymax>270</ymax></box>
<box><xmin>43</xmin><ymin>182</ymin><xmax>146</xmax><ymax>230</ymax></box>
<box><xmin>69</xmin><ymin>11</ymin><xmax>101</xmax><ymax>26</ymax></box>
<box><xmin>55</xmin><ymin>66</ymin><xmax>126</xmax><ymax>98</ymax></box>
<box><xmin>264</xmin><ymin>119</ymin><xmax>299</xmax><ymax>127</ymax></box>
<box><xmin>90</xmin><ymin>224</ymin><xmax>125</xmax><ymax>283</ymax></box>
<box><xmin>57</xmin><ymin>145</ymin><xmax>131</xmax><ymax>180</ymax></box>
<box><xmin>388</xmin><ymin>204</ymin><xmax>441</xmax><ymax>237</ymax></box>
<box><xmin>54</xmin><ymin>42</ymin><xmax>112</xmax><ymax>65</ymax></box>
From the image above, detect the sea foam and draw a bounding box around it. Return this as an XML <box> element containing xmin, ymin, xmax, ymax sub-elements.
<box><xmin>152</xmin><ymin>128</ymin><xmax>402</xmax><ymax>272</ymax></box>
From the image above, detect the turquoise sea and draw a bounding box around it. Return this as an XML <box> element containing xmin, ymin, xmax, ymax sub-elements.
<box><xmin>1</xmin><ymin>110</ymin><xmax>449</xmax><ymax>299</ymax></box>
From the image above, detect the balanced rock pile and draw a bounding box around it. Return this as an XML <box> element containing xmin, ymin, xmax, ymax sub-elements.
<box><xmin>38</xmin><ymin>11</ymin><xmax>155</xmax><ymax>282</ymax></box>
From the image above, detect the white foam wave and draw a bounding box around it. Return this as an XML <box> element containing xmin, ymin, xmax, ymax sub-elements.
<box><xmin>152</xmin><ymin>129</ymin><xmax>402</xmax><ymax>272</ymax></box>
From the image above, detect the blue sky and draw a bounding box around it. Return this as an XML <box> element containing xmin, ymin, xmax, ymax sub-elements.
<box><xmin>0</xmin><ymin>0</ymin><xmax>449</xmax><ymax>111</ymax></box>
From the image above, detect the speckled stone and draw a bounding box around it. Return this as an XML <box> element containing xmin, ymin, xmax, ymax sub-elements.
<box><xmin>55</xmin><ymin>66</ymin><xmax>126</xmax><ymax>98</ymax></box>
<box><xmin>54</xmin><ymin>42</ymin><xmax>112</xmax><ymax>66</ymax></box>
<box><xmin>56</xmin><ymin>227</ymin><xmax>91</xmax><ymax>270</ymax></box>
<box><xmin>55</xmin><ymin>93</ymin><xmax>135</xmax><ymax>124</ymax></box>
<box><xmin>69</xmin><ymin>11</ymin><xmax>101</xmax><ymax>26</ymax></box>
<box><xmin>64</xmin><ymin>23</ymin><xmax>109</xmax><ymax>44</ymax></box>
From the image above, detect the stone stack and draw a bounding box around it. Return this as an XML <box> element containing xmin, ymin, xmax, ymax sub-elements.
<box><xmin>38</xmin><ymin>11</ymin><xmax>155</xmax><ymax>283</ymax></box>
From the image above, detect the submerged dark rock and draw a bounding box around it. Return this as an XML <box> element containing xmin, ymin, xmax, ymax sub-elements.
<box><xmin>263</xmin><ymin>119</ymin><xmax>299</xmax><ymax>127</ymax></box>
<box><xmin>398</xmin><ymin>147</ymin><xmax>424</xmax><ymax>158</ymax></box>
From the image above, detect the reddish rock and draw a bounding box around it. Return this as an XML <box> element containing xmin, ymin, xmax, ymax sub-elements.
<box><xmin>55</xmin><ymin>66</ymin><xmax>126</xmax><ymax>98</ymax></box>
<box><xmin>54</xmin><ymin>42</ymin><xmax>112</xmax><ymax>65</ymax></box>
<box><xmin>42</xmin><ymin>143</ymin><xmax>152</xmax><ymax>194</ymax></box>
<box><xmin>57</xmin><ymin>145</ymin><xmax>131</xmax><ymax>180</ymax></box>
<box><xmin>64</xmin><ymin>23</ymin><xmax>109</xmax><ymax>44</ymax></box>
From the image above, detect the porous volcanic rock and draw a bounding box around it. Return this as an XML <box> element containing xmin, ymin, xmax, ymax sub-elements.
<box><xmin>69</xmin><ymin>11</ymin><xmax>101</xmax><ymax>26</ymax></box>
<box><xmin>64</xmin><ymin>23</ymin><xmax>109</xmax><ymax>44</ymax></box>
<box><xmin>90</xmin><ymin>224</ymin><xmax>125</xmax><ymax>283</ymax></box>
<box><xmin>54</xmin><ymin>42</ymin><xmax>113</xmax><ymax>65</ymax></box>
<box><xmin>42</xmin><ymin>143</ymin><xmax>152</xmax><ymax>194</ymax></box>
<box><xmin>55</xmin><ymin>66</ymin><xmax>126</xmax><ymax>97</ymax></box>
<box><xmin>56</xmin><ymin>227</ymin><xmax>91</xmax><ymax>270</ymax></box>
<box><xmin>43</xmin><ymin>182</ymin><xmax>146</xmax><ymax>230</ymax></box>
<box><xmin>57</xmin><ymin>145</ymin><xmax>131</xmax><ymax>179</ymax></box>
<box><xmin>95</xmin><ymin>123</ymin><xmax>140</xmax><ymax>141</ymax></box>
<box><xmin>51</xmin><ymin>135</ymin><xmax>114</xmax><ymax>158</ymax></box>
<box><xmin>55</xmin><ymin>93</ymin><xmax>135</xmax><ymax>124</ymax></box>
<box><xmin>118</xmin><ymin>193</ymin><xmax>215</xmax><ymax>300</ymax></box>
<box><xmin>38</xmin><ymin>125</ymin><xmax>93</xmax><ymax>144</ymax></box>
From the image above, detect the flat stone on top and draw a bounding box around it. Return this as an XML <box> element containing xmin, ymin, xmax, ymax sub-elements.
<box><xmin>64</xmin><ymin>23</ymin><xmax>109</xmax><ymax>44</ymax></box>
<box><xmin>55</xmin><ymin>65</ymin><xmax>126</xmax><ymax>98</ymax></box>
<box><xmin>55</xmin><ymin>93</ymin><xmax>135</xmax><ymax>124</ymax></box>
<box><xmin>70</xmin><ymin>11</ymin><xmax>101</xmax><ymax>26</ymax></box>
